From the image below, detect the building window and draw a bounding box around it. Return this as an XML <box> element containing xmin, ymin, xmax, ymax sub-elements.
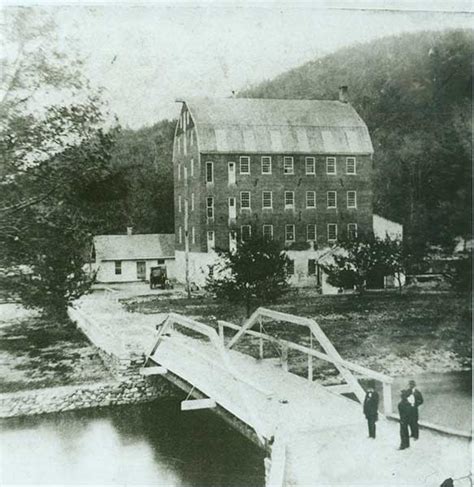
<box><xmin>178</xmin><ymin>226</ymin><xmax>182</xmax><ymax>244</ymax></box>
<box><xmin>241</xmin><ymin>225</ymin><xmax>251</xmax><ymax>242</ymax></box>
<box><xmin>178</xmin><ymin>195</ymin><xmax>182</xmax><ymax>212</ymax></box>
<box><xmin>283</xmin><ymin>156</ymin><xmax>294</xmax><ymax>174</ymax></box>
<box><xmin>328</xmin><ymin>223</ymin><xmax>337</xmax><ymax>242</ymax></box>
<box><xmin>305</xmin><ymin>157</ymin><xmax>316</xmax><ymax>175</ymax></box>
<box><xmin>261</xmin><ymin>156</ymin><xmax>272</xmax><ymax>174</ymax></box>
<box><xmin>287</xmin><ymin>259</ymin><xmax>295</xmax><ymax>275</ymax></box>
<box><xmin>327</xmin><ymin>191</ymin><xmax>337</xmax><ymax>209</ymax></box>
<box><xmin>326</xmin><ymin>157</ymin><xmax>336</xmax><ymax>175</ymax></box>
<box><xmin>263</xmin><ymin>224</ymin><xmax>273</xmax><ymax>240</ymax></box>
<box><xmin>228</xmin><ymin>161</ymin><xmax>236</xmax><ymax>184</ymax></box>
<box><xmin>190</xmin><ymin>158</ymin><xmax>194</xmax><ymax>176</ymax></box>
<box><xmin>262</xmin><ymin>191</ymin><xmax>272</xmax><ymax>209</ymax></box>
<box><xmin>114</xmin><ymin>261</ymin><xmax>122</xmax><ymax>275</ymax></box>
<box><xmin>178</xmin><ymin>163</ymin><xmax>181</xmax><ymax>180</ymax></box>
<box><xmin>285</xmin><ymin>224</ymin><xmax>295</xmax><ymax>242</ymax></box>
<box><xmin>348</xmin><ymin>223</ymin><xmax>358</xmax><ymax>239</ymax></box>
<box><xmin>284</xmin><ymin>191</ymin><xmax>295</xmax><ymax>209</ymax></box>
<box><xmin>191</xmin><ymin>193</ymin><xmax>195</xmax><ymax>211</ymax></box>
<box><xmin>308</xmin><ymin>259</ymin><xmax>316</xmax><ymax>276</ymax></box>
<box><xmin>240</xmin><ymin>191</ymin><xmax>251</xmax><ymax>210</ymax></box>
<box><xmin>306</xmin><ymin>191</ymin><xmax>316</xmax><ymax>208</ymax></box>
<box><xmin>307</xmin><ymin>224</ymin><xmax>316</xmax><ymax>241</ymax></box>
<box><xmin>207</xmin><ymin>230</ymin><xmax>215</xmax><ymax>250</ymax></box>
<box><xmin>240</xmin><ymin>156</ymin><xmax>250</xmax><ymax>175</ymax></box>
<box><xmin>346</xmin><ymin>157</ymin><xmax>356</xmax><ymax>175</ymax></box>
<box><xmin>190</xmin><ymin>130</ymin><xmax>194</xmax><ymax>146</ymax></box>
<box><xmin>191</xmin><ymin>226</ymin><xmax>196</xmax><ymax>244</ymax></box>
<box><xmin>206</xmin><ymin>161</ymin><xmax>213</xmax><ymax>183</ymax></box>
<box><xmin>206</xmin><ymin>197</ymin><xmax>214</xmax><ymax>219</ymax></box>
<box><xmin>347</xmin><ymin>190</ymin><xmax>357</xmax><ymax>208</ymax></box>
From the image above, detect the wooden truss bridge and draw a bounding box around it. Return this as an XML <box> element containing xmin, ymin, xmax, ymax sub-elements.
<box><xmin>142</xmin><ymin>307</ymin><xmax>472</xmax><ymax>487</ymax></box>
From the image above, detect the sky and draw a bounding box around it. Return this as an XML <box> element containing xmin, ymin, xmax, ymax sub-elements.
<box><xmin>4</xmin><ymin>1</ymin><xmax>473</xmax><ymax>128</ymax></box>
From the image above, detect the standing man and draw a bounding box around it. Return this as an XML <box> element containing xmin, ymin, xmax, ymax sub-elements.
<box><xmin>398</xmin><ymin>390</ymin><xmax>412</xmax><ymax>450</ymax></box>
<box><xmin>407</xmin><ymin>379</ymin><xmax>423</xmax><ymax>440</ymax></box>
<box><xmin>363</xmin><ymin>380</ymin><xmax>379</xmax><ymax>439</ymax></box>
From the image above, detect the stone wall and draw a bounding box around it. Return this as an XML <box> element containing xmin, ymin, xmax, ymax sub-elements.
<box><xmin>0</xmin><ymin>377</ymin><xmax>174</xmax><ymax>419</ymax></box>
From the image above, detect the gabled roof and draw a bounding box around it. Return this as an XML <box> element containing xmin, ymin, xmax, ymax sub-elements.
<box><xmin>185</xmin><ymin>97</ymin><xmax>373</xmax><ymax>155</ymax></box>
<box><xmin>94</xmin><ymin>234</ymin><xmax>175</xmax><ymax>261</ymax></box>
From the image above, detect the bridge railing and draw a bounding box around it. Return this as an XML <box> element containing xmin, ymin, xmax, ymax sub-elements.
<box><xmin>146</xmin><ymin>312</ymin><xmax>273</xmax><ymax>444</ymax></box>
<box><xmin>219</xmin><ymin>307</ymin><xmax>394</xmax><ymax>415</ymax></box>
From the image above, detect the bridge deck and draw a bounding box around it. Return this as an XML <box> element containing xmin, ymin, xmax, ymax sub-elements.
<box><xmin>152</xmin><ymin>332</ymin><xmax>471</xmax><ymax>486</ymax></box>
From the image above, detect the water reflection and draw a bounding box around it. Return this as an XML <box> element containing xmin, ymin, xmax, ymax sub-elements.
<box><xmin>1</xmin><ymin>399</ymin><xmax>265</xmax><ymax>486</ymax></box>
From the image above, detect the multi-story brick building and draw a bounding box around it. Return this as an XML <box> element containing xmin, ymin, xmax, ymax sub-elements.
<box><xmin>173</xmin><ymin>89</ymin><xmax>375</xmax><ymax>289</ymax></box>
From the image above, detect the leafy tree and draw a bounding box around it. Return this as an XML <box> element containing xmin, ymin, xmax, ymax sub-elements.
<box><xmin>443</xmin><ymin>252</ymin><xmax>472</xmax><ymax>292</ymax></box>
<box><xmin>206</xmin><ymin>235</ymin><xmax>290</xmax><ymax>316</ymax></box>
<box><xmin>0</xmin><ymin>8</ymin><xmax>123</xmax><ymax>314</ymax></box>
<box><xmin>321</xmin><ymin>236</ymin><xmax>412</xmax><ymax>294</ymax></box>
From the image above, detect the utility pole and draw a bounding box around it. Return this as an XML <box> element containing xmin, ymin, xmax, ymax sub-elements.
<box><xmin>184</xmin><ymin>167</ymin><xmax>191</xmax><ymax>299</ymax></box>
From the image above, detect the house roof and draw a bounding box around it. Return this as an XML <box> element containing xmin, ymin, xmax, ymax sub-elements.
<box><xmin>93</xmin><ymin>234</ymin><xmax>175</xmax><ymax>261</ymax></box>
<box><xmin>184</xmin><ymin>97</ymin><xmax>373</xmax><ymax>155</ymax></box>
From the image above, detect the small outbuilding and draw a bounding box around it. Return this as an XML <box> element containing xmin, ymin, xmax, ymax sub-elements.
<box><xmin>92</xmin><ymin>232</ymin><xmax>175</xmax><ymax>283</ymax></box>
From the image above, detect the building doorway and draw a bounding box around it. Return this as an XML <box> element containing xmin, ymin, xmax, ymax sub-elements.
<box><xmin>137</xmin><ymin>261</ymin><xmax>146</xmax><ymax>280</ymax></box>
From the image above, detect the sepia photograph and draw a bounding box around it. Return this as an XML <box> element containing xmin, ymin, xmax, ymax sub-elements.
<box><xmin>0</xmin><ymin>1</ymin><xmax>472</xmax><ymax>486</ymax></box>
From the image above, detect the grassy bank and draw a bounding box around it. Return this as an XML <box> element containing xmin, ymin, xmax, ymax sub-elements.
<box><xmin>123</xmin><ymin>291</ymin><xmax>472</xmax><ymax>379</ymax></box>
<box><xmin>0</xmin><ymin>305</ymin><xmax>112</xmax><ymax>393</ymax></box>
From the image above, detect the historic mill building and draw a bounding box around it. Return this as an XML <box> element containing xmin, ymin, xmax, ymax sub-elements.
<box><xmin>173</xmin><ymin>89</ymin><xmax>377</xmax><ymax>289</ymax></box>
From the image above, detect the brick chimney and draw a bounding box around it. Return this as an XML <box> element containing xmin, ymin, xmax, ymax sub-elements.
<box><xmin>126</xmin><ymin>226</ymin><xmax>133</xmax><ymax>236</ymax></box>
<box><xmin>339</xmin><ymin>85</ymin><xmax>349</xmax><ymax>103</ymax></box>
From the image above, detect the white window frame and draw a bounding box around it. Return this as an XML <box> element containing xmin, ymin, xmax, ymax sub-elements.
<box><xmin>240</xmin><ymin>191</ymin><xmax>251</xmax><ymax>211</ymax></box>
<box><xmin>191</xmin><ymin>193</ymin><xmax>195</xmax><ymax>211</ymax></box>
<box><xmin>228</xmin><ymin>161</ymin><xmax>236</xmax><ymax>185</ymax></box>
<box><xmin>261</xmin><ymin>156</ymin><xmax>272</xmax><ymax>175</ymax></box>
<box><xmin>191</xmin><ymin>226</ymin><xmax>196</xmax><ymax>244</ymax></box>
<box><xmin>285</xmin><ymin>224</ymin><xmax>295</xmax><ymax>242</ymax></box>
<box><xmin>305</xmin><ymin>157</ymin><xmax>316</xmax><ymax>175</ymax></box>
<box><xmin>347</xmin><ymin>190</ymin><xmax>357</xmax><ymax>209</ymax></box>
<box><xmin>306</xmin><ymin>191</ymin><xmax>316</xmax><ymax>209</ymax></box>
<box><xmin>190</xmin><ymin>158</ymin><xmax>194</xmax><ymax>176</ymax></box>
<box><xmin>114</xmin><ymin>260</ymin><xmax>122</xmax><ymax>275</ymax></box>
<box><xmin>206</xmin><ymin>161</ymin><xmax>213</xmax><ymax>183</ymax></box>
<box><xmin>206</xmin><ymin>196</ymin><xmax>214</xmax><ymax>220</ymax></box>
<box><xmin>327</xmin><ymin>223</ymin><xmax>338</xmax><ymax>242</ymax></box>
<box><xmin>190</xmin><ymin>130</ymin><xmax>194</xmax><ymax>147</ymax></box>
<box><xmin>178</xmin><ymin>195</ymin><xmax>182</xmax><ymax>212</ymax></box>
<box><xmin>263</xmin><ymin>224</ymin><xmax>274</xmax><ymax>240</ymax></box>
<box><xmin>327</xmin><ymin>191</ymin><xmax>337</xmax><ymax>209</ymax></box>
<box><xmin>207</xmin><ymin>230</ymin><xmax>215</xmax><ymax>250</ymax></box>
<box><xmin>347</xmin><ymin>223</ymin><xmax>358</xmax><ymax>239</ymax></box>
<box><xmin>284</xmin><ymin>191</ymin><xmax>295</xmax><ymax>209</ymax></box>
<box><xmin>178</xmin><ymin>226</ymin><xmax>183</xmax><ymax>244</ymax></box>
<box><xmin>262</xmin><ymin>191</ymin><xmax>273</xmax><ymax>209</ymax></box>
<box><xmin>240</xmin><ymin>156</ymin><xmax>250</xmax><ymax>175</ymax></box>
<box><xmin>178</xmin><ymin>163</ymin><xmax>181</xmax><ymax>180</ymax></box>
<box><xmin>346</xmin><ymin>157</ymin><xmax>356</xmax><ymax>175</ymax></box>
<box><xmin>283</xmin><ymin>156</ymin><xmax>294</xmax><ymax>175</ymax></box>
<box><xmin>326</xmin><ymin>157</ymin><xmax>337</xmax><ymax>175</ymax></box>
<box><xmin>307</xmin><ymin>224</ymin><xmax>316</xmax><ymax>242</ymax></box>
<box><xmin>241</xmin><ymin>225</ymin><xmax>251</xmax><ymax>242</ymax></box>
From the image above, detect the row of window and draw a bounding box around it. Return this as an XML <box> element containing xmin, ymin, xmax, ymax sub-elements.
<box><xmin>177</xmin><ymin>223</ymin><xmax>358</xmax><ymax>246</ymax></box>
<box><xmin>114</xmin><ymin>259</ymin><xmax>165</xmax><ymax>276</ymax></box>
<box><xmin>178</xmin><ymin>190</ymin><xmax>358</xmax><ymax>216</ymax></box>
<box><xmin>203</xmin><ymin>156</ymin><xmax>357</xmax><ymax>183</ymax></box>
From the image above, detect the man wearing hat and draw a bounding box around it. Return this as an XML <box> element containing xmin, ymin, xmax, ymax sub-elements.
<box><xmin>398</xmin><ymin>390</ymin><xmax>412</xmax><ymax>449</ymax></box>
<box><xmin>407</xmin><ymin>379</ymin><xmax>424</xmax><ymax>439</ymax></box>
<box><xmin>363</xmin><ymin>380</ymin><xmax>379</xmax><ymax>438</ymax></box>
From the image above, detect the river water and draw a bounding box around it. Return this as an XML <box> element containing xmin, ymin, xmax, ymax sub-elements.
<box><xmin>0</xmin><ymin>371</ymin><xmax>471</xmax><ymax>485</ymax></box>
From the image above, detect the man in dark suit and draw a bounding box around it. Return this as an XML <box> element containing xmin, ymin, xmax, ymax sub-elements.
<box><xmin>398</xmin><ymin>390</ymin><xmax>412</xmax><ymax>450</ymax></box>
<box><xmin>407</xmin><ymin>379</ymin><xmax>424</xmax><ymax>439</ymax></box>
<box><xmin>363</xmin><ymin>380</ymin><xmax>379</xmax><ymax>439</ymax></box>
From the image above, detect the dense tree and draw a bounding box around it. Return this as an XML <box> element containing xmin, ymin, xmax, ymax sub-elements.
<box><xmin>206</xmin><ymin>235</ymin><xmax>290</xmax><ymax>316</ymax></box>
<box><xmin>241</xmin><ymin>29</ymin><xmax>473</xmax><ymax>250</ymax></box>
<box><xmin>0</xmin><ymin>7</ymin><xmax>123</xmax><ymax>314</ymax></box>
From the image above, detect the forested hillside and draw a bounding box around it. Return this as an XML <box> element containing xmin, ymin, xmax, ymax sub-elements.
<box><xmin>107</xmin><ymin>119</ymin><xmax>176</xmax><ymax>234</ymax></box>
<box><xmin>241</xmin><ymin>29</ymin><xmax>472</xmax><ymax>249</ymax></box>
